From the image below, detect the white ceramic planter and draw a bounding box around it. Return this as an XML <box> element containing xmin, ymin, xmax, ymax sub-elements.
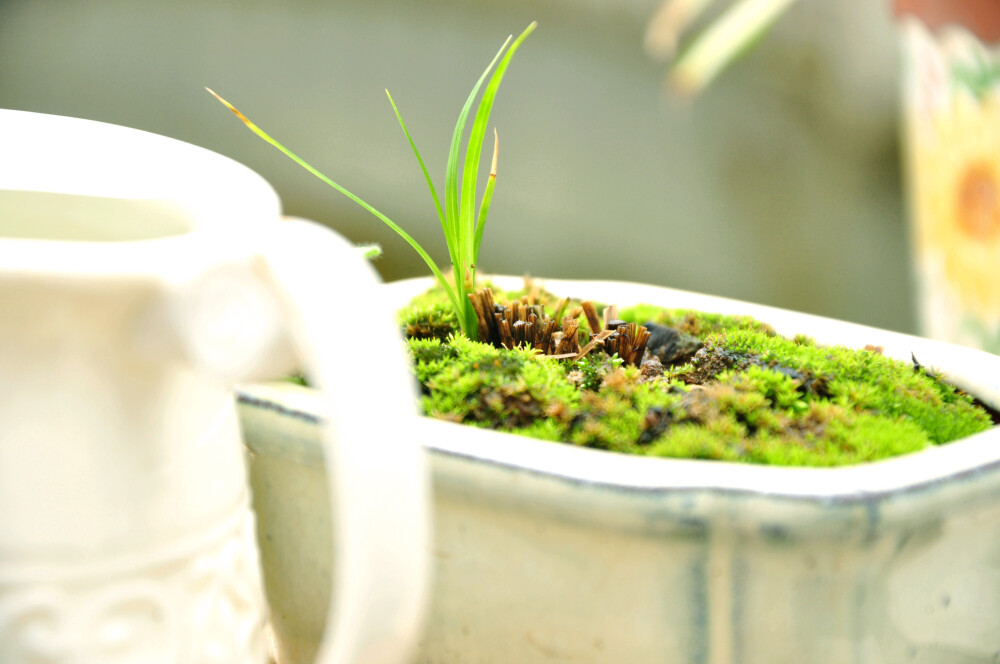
<box><xmin>238</xmin><ymin>277</ymin><xmax>1000</xmax><ymax>664</ymax></box>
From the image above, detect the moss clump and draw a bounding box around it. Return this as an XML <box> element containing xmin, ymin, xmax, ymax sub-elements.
<box><xmin>619</xmin><ymin>305</ymin><xmax>776</xmax><ymax>338</ymax></box>
<box><xmin>698</xmin><ymin>329</ymin><xmax>993</xmax><ymax>445</ymax></box>
<box><xmin>404</xmin><ymin>294</ymin><xmax>994</xmax><ymax>467</ymax></box>
<box><xmin>415</xmin><ymin>335</ymin><xmax>579</xmax><ymax>430</ymax></box>
<box><xmin>566</xmin><ymin>353</ymin><xmax>625</xmax><ymax>391</ymax></box>
<box><xmin>401</xmin><ymin>303</ymin><xmax>459</xmax><ymax>342</ymax></box>
<box><xmin>641</xmin><ymin>366</ymin><xmax>934</xmax><ymax>465</ymax></box>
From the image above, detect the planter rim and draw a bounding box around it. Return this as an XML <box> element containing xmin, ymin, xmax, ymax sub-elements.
<box><xmin>238</xmin><ymin>276</ymin><xmax>1000</xmax><ymax>503</ymax></box>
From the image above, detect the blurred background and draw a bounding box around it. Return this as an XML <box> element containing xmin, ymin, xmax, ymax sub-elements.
<box><xmin>0</xmin><ymin>0</ymin><xmax>910</xmax><ymax>331</ymax></box>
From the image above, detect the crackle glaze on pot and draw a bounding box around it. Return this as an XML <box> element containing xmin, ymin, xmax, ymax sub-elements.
<box><xmin>239</xmin><ymin>276</ymin><xmax>1000</xmax><ymax>664</ymax></box>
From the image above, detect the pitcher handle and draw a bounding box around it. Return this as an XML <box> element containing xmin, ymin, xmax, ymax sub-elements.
<box><xmin>258</xmin><ymin>219</ymin><xmax>431</xmax><ymax>664</ymax></box>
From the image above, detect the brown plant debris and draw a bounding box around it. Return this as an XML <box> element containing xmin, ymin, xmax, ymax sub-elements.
<box><xmin>597</xmin><ymin>320</ymin><xmax>651</xmax><ymax>366</ymax></box>
<box><xmin>467</xmin><ymin>287</ymin><xmax>651</xmax><ymax>366</ymax></box>
<box><xmin>573</xmin><ymin>328</ymin><xmax>617</xmax><ymax>361</ymax></box>
<box><xmin>582</xmin><ymin>301</ymin><xmax>603</xmax><ymax>336</ymax></box>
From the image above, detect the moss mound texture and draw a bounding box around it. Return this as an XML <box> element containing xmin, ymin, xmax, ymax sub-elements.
<box><xmin>401</xmin><ymin>288</ymin><xmax>993</xmax><ymax>467</ymax></box>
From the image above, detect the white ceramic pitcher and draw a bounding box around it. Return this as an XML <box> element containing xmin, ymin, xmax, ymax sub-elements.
<box><xmin>0</xmin><ymin>110</ymin><xmax>430</xmax><ymax>664</ymax></box>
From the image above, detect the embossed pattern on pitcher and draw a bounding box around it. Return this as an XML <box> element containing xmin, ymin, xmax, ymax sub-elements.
<box><xmin>0</xmin><ymin>508</ymin><xmax>267</xmax><ymax>664</ymax></box>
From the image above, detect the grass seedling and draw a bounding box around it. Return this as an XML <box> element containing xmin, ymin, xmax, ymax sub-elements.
<box><xmin>208</xmin><ymin>21</ymin><xmax>536</xmax><ymax>340</ymax></box>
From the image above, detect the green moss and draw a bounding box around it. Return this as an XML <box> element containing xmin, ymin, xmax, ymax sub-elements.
<box><xmin>403</xmin><ymin>294</ymin><xmax>994</xmax><ymax>467</ymax></box>
<box><xmin>642</xmin><ymin>370</ymin><xmax>933</xmax><ymax>466</ymax></box>
<box><xmin>407</xmin><ymin>337</ymin><xmax>458</xmax><ymax>385</ymax></box>
<box><xmin>411</xmin><ymin>335</ymin><xmax>579</xmax><ymax>430</ymax></box>
<box><xmin>619</xmin><ymin>305</ymin><xmax>776</xmax><ymax>337</ymax></box>
<box><xmin>712</xmin><ymin>329</ymin><xmax>993</xmax><ymax>445</ymax></box>
<box><xmin>400</xmin><ymin>303</ymin><xmax>459</xmax><ymax>341</ymax></box>
<box><xmin>566</xmin><ymin>353</ymin><xmax>624</xmax><ymax>391</ymax></box>
<box><xmin>557</xmin><ymin>369</ymin><xmax>674</xmax><ymax>453</ymax></box>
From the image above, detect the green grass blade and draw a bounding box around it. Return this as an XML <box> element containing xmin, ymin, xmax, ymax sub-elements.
<box><xmin>445</xmin><ymin>35</ymin><xmax>511</xmax><ymax>280</ymax></box>
<box><xmin>461</xmin><ymin>22</ymin><xmax>536</xmax><ymax>264</ymax></box>
<box><xmin>472</xmin><ymin>128</ymin><xmax>498</xmax><ymax>274</ymax></box>
<box><xmin>385</xmin><ymin>89</ymin><xmax>446</xmax><ymax>233</ymax></box>
<box><xmin>206</xmin><ymin>87</ymin><xmax>462</xmax><ymax>315</ymax></box>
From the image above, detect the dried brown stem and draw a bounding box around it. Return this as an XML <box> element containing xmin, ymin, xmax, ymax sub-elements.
<box><xmin>574</xmin><ymin>329</ymin><xmax>616</xmax><ymax>361</ymax></box>
<box><xmin>467</xmin><ymin>287</ymin><xmax>649</xmax><ymax>366</ymax></box>
<box><xmin>581</xmin><ymin>302</ymin><xmax>602</xmax><ymax>336</ymax></box>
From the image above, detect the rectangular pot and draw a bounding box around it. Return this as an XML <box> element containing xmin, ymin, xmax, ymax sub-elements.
<box><xmin>238</xmin><ymin>277</ymin><xmax>1000</xmax><ymax>664</ymax></box>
